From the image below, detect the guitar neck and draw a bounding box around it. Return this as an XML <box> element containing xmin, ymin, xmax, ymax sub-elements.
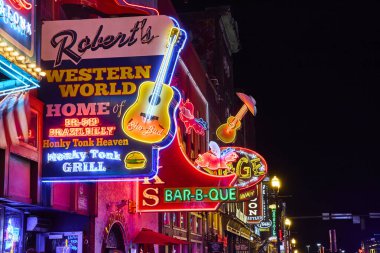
<box><xmin>232</xmin><ymin>105</ymin><xmax>248</xmax><ymax>124</ymax></box>
<box><xmin>152</xmin><ymin>28</ymin><xmax>180</xmax><ymax>96</ymax></box>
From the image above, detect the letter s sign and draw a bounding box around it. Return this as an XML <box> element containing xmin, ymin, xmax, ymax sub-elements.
<box><xmin>142</xmin><ymin>188</ymin><xmax>159</xmax><ymax>207</ymax></box>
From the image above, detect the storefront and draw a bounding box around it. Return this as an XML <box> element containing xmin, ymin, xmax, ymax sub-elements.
<box><xmin>0</xmin><ymin>202</ymin><xmax>91</xmax><ymax>253</ymax></box>
<box><xmin>0</xmin><ymin>206</ymin><xmax>23</xmax><ymax>253</ymax></box>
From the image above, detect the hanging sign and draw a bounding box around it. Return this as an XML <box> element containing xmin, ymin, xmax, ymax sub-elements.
<box><xmin>244</xmin><ymin>183</ymin><xmax>263</xmax><ymax>224</ymax></box>
<box><xmin>195</xmin><ymin>144</ymin><xmax>268</xmax><ymax>199</ymax></box>
<box><xmin>216</xmin><ymin>92</ymin><xmax>256</xmax><ymax>144</ymax></box>
<box><xmin>40</xmin><ymin>16</ymin><xmax>185</xmax><ymax>182</ymax></box>
<box><xmin>178</xmin><ymin>99</ymin><xmax>207</xmax><ymax>135</ymax></box>
<box><xmin>137</xmin><ymin>133</ymin><xmax>237</xmax><ymax>212</ymax></box>
<box><xmin>0</xmin><ymin>0</ymin><xmax>35</xmax><ymax>57</ymax></box>
<box><xmin>258</xmin><ymin>180</ymin><xmax>272</xmax><ymax>231</ymax></box>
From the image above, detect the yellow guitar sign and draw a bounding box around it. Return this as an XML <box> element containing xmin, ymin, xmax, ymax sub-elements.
<box><xmin>122</xmin><ymin>27</ymin><xmax>183</xmax><ymax>144</ymax></box>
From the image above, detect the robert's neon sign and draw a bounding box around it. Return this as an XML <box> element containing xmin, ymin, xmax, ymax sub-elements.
<box><xmin>0</xmin><ymin>0</ymin><xmax>32</xmax><ymax>36</ymax></box>
<box><xmin>41</xmin><ymin>16</ymin><xmax>182</xmax><ymax>182</ymax></box>
<box><xmin>50</xmin><ymin>19</ymin><xmax>158</xmax><ymax>67</ymax></box>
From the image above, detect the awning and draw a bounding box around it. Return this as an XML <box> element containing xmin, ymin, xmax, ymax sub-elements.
<box><xmin>0</xmin><ymin>92</ymin><xmax>29</xmax><ymax>148</ymax></box>
<box><xmin>239</xmin><ymin>227</ymin><xmax>251</xmax><ymax>240</ymax></box>
<box><xmin>0</xmin><ymin>55</ymin><xmax>40</xmax><ymax>96</ymax></box>
<box><xmin>133</xmin><ymin>228</ymin><xmax>189</xmax><ymax>245</ymax></box>
<box><xmin>226</xmin><ymin>220</ymin><xmax>241</xmax><ymax>236</ymax></box>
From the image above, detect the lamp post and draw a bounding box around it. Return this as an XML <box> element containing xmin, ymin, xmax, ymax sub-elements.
<box><xmin>317</xmin><ymin>243</ymin><xmax>321</xmax><ymax>253</ymax></box>
<box><xmin>306</xmin><ymin>245</ymin><xmax>310</xmax><ymax>253</ymax></box>
<box><xmin>291</xmin><ymin>238</ymin><xmax>297</xmax><ymax>253</ymax></box>
<box><xmin>284</xmin><ymin>218</ymin><xmax>291</xmax><ymax>253</ymax></box>
<box><xmin>271</xmin><ymin>176</ymin><xmax>281</xmax><ymax>253</ymax></box>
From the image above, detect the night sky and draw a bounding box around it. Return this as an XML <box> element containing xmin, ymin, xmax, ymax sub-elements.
<box><xmin>172</xmin><ymin>0</ymin><xmax>380</xmax><ymax>252</ymax></box>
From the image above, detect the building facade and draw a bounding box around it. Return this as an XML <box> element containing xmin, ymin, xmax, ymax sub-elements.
<box><xmin>0</xmin><ymin>0</ymin><xmax>270</xmax><ymax>253</ymax></box>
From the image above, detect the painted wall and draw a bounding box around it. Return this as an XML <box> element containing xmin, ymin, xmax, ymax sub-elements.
<box><xmin>95</xmin><ymin>181</ymin><xmax>158</xmax><ymax>252</ymax></box>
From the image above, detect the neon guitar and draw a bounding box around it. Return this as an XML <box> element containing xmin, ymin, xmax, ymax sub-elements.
<box><xmin>216</xmin><ymin>93</ymin><xmax>256</xmax><ymax>144</ymax></box>
<box><xmin>122</xmin><ymin>27</ymin><xmax>183</xmax><ymax>144</ymax></box>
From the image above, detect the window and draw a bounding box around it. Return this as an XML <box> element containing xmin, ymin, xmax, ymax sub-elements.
<box><xmin>190</xmin><ymin>215</ymin><xmax>194</xmax><ymax>232</ymax></box>
<box><xmin>173</xmin><ymin>212</ymin><xmax>181</xmax><ymax>227</ymax></box>
<box><xmin>192</xmin><ymin>243</ymin><xmax>202</xmax><ymax>253</ymax></box>
<box><xmin>18</xmin><ymin>110</ymin><xmax>38</xmax><ymax>148</ymax></box>
<box><xmin>180</xmin><ymin>212</ymin><xmax>187</xmax><ymax>229</ymax></box>
<box><xmin>196</xmin><ymin>217</ymin><xmax>202</xmax><ymax>234</ymax></box>
<box><xmin>164</xmin><ymin>212</ymin><xmax>170</xmax><ymax>226</ymax></box>
<box><xmin>3</xmin><ymin>207</ymin><xmax>23</xmax><ymax>253</ymax></box>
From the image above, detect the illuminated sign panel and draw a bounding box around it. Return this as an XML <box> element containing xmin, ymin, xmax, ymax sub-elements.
<box><xmin>40</xmin><ymin>16</ymin><xmax>181</xmax><ymax>182</ymax></box>
<box><xmin>258</xmin><ymin>180</ymin><xmax>272</xmax><ymax>231</ymax></box>
<box><xmin>216</xmin><ymin>93</ymin><xmax>256</xmax><ymax>144</ymax></box>
<box><xmin>0</xmin><ymin>0</ymin><xmax>34</xmax><ymax>57</ymax></box>
<box><xmin>137</xmin><ymin>133</ymin><xmax>237</xmax><ymax>212</ymax></box>
<box><xmin>164</xmin><ymin>187</ymin><xmax>237</xmax><ymax>203</ymax></box>
<box><xmin>244</xmin><ymin>184</ymin><xmax>263</xmax><ymax>224</ymax></box>
<box><xmin>179</xmin><ymin>99</ymin><xmax>207</xmax><ymax>136</ymax></box>
<box><xmin>196</xmin><ymin>145</ymin><xmax>268</xmax><ymax>199</ymax></box>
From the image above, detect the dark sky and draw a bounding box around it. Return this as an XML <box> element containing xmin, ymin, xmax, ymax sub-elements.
<box><xmin>173</xmin><ymin>0</ymin><xmax>380</xmax><ymax>252</ymax></box>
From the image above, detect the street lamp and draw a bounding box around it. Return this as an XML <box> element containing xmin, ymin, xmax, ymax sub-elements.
<box><xmin>284</xmin><ymin>218</ymin><xmax>291</xmax><ymax>227</ymax></box>
<box><xmin>317</xmin><ymin>243</ymin><xmax>321</xmax><ymax>253</ymax></box>
<box><xmin>306</xmin><ymin>245</ymin><xmax>310</xmax><ymax>253</ymax></box>
<box><xmin>284</xmin><ymin>218</ymin><xmax>292</xmax><ymax>253</ymax></box>
<box><xmin>291</xmin><ymin>238</ymin><xmax>297</xmax><ymax>247</ymax></box>
<box><xmin>271</xmin><ymin>176</ymin><xmax>281</xmax><ymax>253</ymax></box>
<box><xmin>271</xmin><ymin>176</ymin><xmax>281</xmax><ymax>190</ymax></box>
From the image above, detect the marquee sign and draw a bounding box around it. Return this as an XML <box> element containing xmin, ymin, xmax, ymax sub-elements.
<box><xmin>0</xmin><ymin>0</ymin><xmax>34</xmax><ymax>57</ymax></box>
<box><xmin>137</xmin><ymin>132</ymin><xmax>237</xmax><ymax>212</ymax></box>
<box><xmin>40</xmin><ymin>16</ymin><xmax>185</xmax><ymax>182</ymax></box>
<box><xmin>258</xmin><ymin>180</ymin><xmax>272</xmax><ymax>231</ymax></box>
<box><xmin>195</xmin><ymin>145</ymin><xmax>268</xmax><ymax>200</ymax></box>
<box><xmin>244</xmin><ymin>184</ymin><xmax>263</xmax><ymax>224</ymax></box>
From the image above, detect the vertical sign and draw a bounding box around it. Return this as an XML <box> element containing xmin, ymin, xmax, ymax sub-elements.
<box><xmin>245</xmin><ymin>183</ymin><xmax>263</xmax><ymax>224</ymax></box>
<box><xmin>271</xmin><ymin>208</ymin><xmax>277</xmax><ymax>236</ymax></box>
<box><xmin>258</xmin><ymin>180</ymin><xmax>272</xmax><ymax>231</ymax></box>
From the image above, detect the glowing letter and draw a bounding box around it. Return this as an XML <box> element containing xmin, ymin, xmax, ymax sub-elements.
<box><xmin>143</xmin><ymin>188</ymin><xmax>159</xmax><ymax>207</ymax></box>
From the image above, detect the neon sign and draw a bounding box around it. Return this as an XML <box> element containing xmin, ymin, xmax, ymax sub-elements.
<box><xmin>196</xmin><ymin>145</ymin><xmax>268</xmax><ymax>198</ymax></box>
<box><xmin>179</xmin><ymin>99</ymin><xmax>207</xmax><ymax>136</ymax></box>
<box><xmin>46</xmin><ymin>149</ymin><xmax>121</xmax><ymax>173</ymax></box>
<box><xmin>0</xmin><ymin>0</ymin><xmax>32</xmax><ymax>36</ymax></box>
<box><xmin>216</xmin><ymin>92</ymin><xmax>256</xmax><ymax>143</ymax></box>
<box><xmin>196</xmin><ymin>141</ymin><xmax>238</xmax><ymax>171</ymax></box>
<box><xmin>0</xmin><ymin>0</ymin><xmax>34</xmax><ymax>58</ymax></box>
<box><xmin>41</xmin><ymin>16</ymin><xmax>183</xmax><ymax>182</ymax></box>
<box><xmin>258</xmin><ymin>181</ymin><xmax>272</xmax><ymax>230</ymax></box>
<box><xmin>137</xmin><ymin>132</ymin><xmax>237</xmax><ymax>212</ymax></box>
<box><xmin>164</xmin><ymin>187</ymin><xmax>237</xmax><ymax>202</ymax></box>
<box><xmin>122</xmin><ymin>27</ymin><xmax>186</xmax><ymax>144</ymax></box>
<box><xmin>8</xmin><ymin>0</ymin><xmax>32</xmax><ymax>10</ymax></box>
<box><xmin>244</xmin><ymin>184</ymin><xmax>264</xmax><ymax>224</ymax></box>
<box><xmin>271</xmin><ymin>208</ymin><xmax>277</xmax><ymax>236</ymax></box>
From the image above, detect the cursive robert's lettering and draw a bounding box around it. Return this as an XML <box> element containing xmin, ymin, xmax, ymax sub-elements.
<box><xmin>51</xmin><ymin>19</ymin><xmax>159</xmax><ymax>67</ymax></box>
